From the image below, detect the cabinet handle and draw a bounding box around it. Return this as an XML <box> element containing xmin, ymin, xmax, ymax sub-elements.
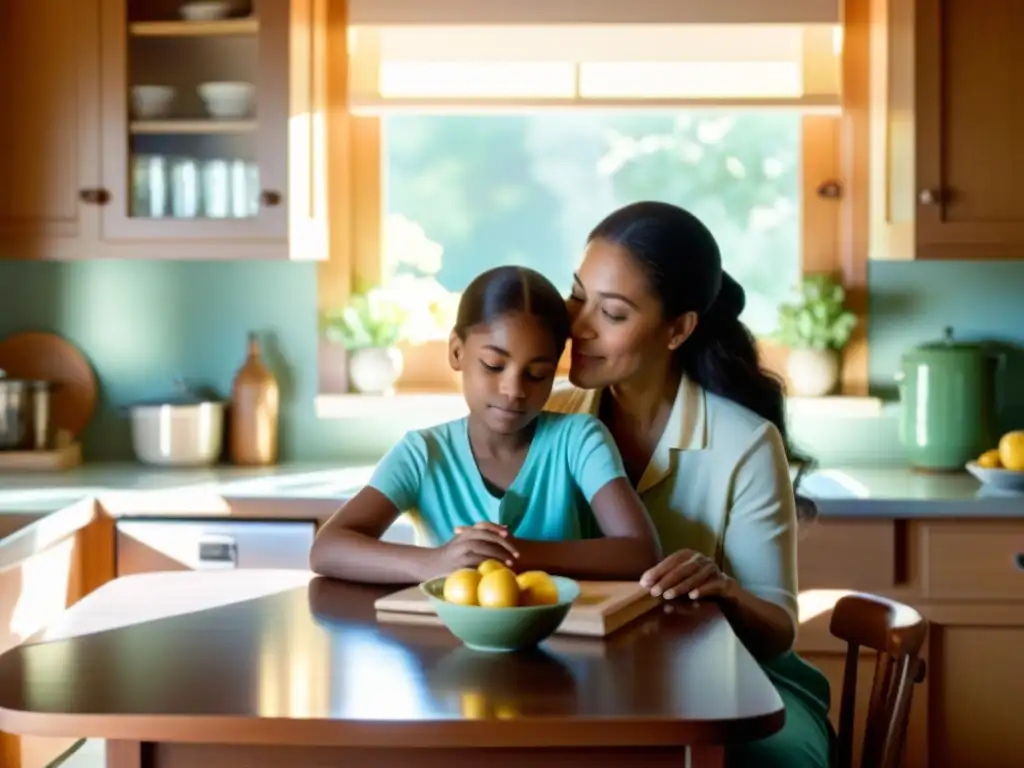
<box><xmin>78</xmin><ymin>188</ymin><xmax>110</xmax><ymax>205</ymax></box>
<box><xmin>918</xmin><ymin>188</ymin><xmax>943</xmax><ymax>206</ymax></box>
<box><xmin>198</xmin><ymin>535</ymin><xmax>238</xmax><ymax>569</ymax></box>
<box><xmin>1015</xmin><ymin>553</ymin><xmax>1024</xmax><ymax>572</ymax></box>
<box><xmin>259</xmin><ymin>190</ymin><xmax>282</xmax><ymax>207</ymax></box>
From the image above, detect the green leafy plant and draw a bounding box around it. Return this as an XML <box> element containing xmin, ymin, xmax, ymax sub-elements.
<box><xmin>321</xmin><ymin>289</ymin><xmax>408</xmax><ymax>351</ymax></box>
<box><xmin>775</xmin><ymin>274</ymin><xmax>857</xmax><ymax>351</ymax></box>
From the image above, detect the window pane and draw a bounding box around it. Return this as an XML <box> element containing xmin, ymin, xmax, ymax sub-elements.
<box><xmin>382</xmin><ymin>111</ymin><xmax>801</xmax><ymax>336</ymax></box>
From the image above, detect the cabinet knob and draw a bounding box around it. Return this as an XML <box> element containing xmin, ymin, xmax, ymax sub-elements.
<box><xmin>78</xmin><ymin>188</ymin><xmax>110</xmax><ymax>205</ymax></box>
<box><xmin>918</xmin><ymin>188</ymin><xmax>942</xmax><ymax>206</ymax></box>
<box><xmin>259</xmin><ymin>190</ymin><xmax>282</xmax><ymax>207</ymax></box>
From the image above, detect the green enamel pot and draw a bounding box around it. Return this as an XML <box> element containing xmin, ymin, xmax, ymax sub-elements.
<box><xmin>896</xmin><ymin>326</ymin><xmax>1000</xmax><ymax>471</ymax></box>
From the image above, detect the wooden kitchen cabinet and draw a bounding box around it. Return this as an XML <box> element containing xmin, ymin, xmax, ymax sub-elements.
<box><xmin>0</xmin><ymin>0</ymin><xmax>101</xmax><ymax>260</ymax></box>
<box><xmin>0</xmin><ymin>503</ymin><xmax>113</xmax><ymax>768</ymax></box>
<box><xmin>0</xmin><ymin>0</ymin><xmax>326</xmax><ymax>261</ymax></box>
<box><xmin>794</xmin><ymin>516</ymin><xmax>1024</xmax><ymax>767</ymax></box>
<box><xmin>914</xmin><ymin>0</ymin><xmax>1024</xmax><ymax>260</ymax></box>
<box><xmin>871</xmin><ymin>0</ymin><xmax>1024</xmax><ymax>261</ymax></box>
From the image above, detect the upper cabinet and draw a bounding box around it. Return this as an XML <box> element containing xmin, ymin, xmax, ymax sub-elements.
<box><xmin>915</xmin><ymin>0</ymin><xmax>1024</xmax><ymax>260</ymax></box>
<box><xmin>0</xmin><ymin>0</ymin><xmax>326</xmax><ymax>261</ymax></box>
<box><xmin>0</xmin><ymin>0</ymin><xmax>101</xmax><ymax>259</ymax></box>
<box><xmin>872</xmin><ymin>0</ymin><xmax>1024</xmax><ymax>261</ymax></box>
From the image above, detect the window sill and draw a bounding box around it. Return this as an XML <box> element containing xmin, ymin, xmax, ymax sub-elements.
<box><xmin>316</xmin><ymin>393</ymin><xmax>884</xmax><ymax>421</ymax></box>
<box><xmin>786</xmin><ymin>395</ymin><xmax>883</xmax><ymax>419</ymax></box>
<box><xmin>316</xmin><ymin>391</ymin><xmax>467</xmax><ymax>420</ymax></box>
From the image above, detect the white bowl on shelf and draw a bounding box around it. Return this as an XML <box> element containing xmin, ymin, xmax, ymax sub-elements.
<box><xmin>966</xmin><ymin>461</ymin><xmax>1024</xmax><ymax>493</ymax></box>
<box><xmin>131</xmin><ymin>85</ymin><xmax>176</xmax><ymax>119</ymax></box>
<box><xmin>179</xmin><ymin>1</ymin><xmax>232</xmax><ymax>21</ymax></box>
<box><xmin>197</xmin><ymin>81</ymin><xmax>255</xmax><ymax>119</ymax></box>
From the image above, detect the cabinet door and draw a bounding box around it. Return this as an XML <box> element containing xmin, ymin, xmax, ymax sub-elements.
<box><xmin>115</xmin><ymin>518</ymin><xmax>316</xmax><ymax>575</ymax></box>
<box><xmin>0</xmin><ymin>0</ymin><xmax>101</xmax><ymax>259</ymax></box>
<box><xmin>916</xmin><ymin>0</ymin><xmax>1024</xmax><ymax>259</ymax></box>
<box><xmin>96</xmin><ymin>0</ymin><xmax>317</xmax><ymax>259</ymax></box>
<box><xmin>932</xmin><ymin>625</ymin><xmax>1024</xmax><ymax>767</ymax></box>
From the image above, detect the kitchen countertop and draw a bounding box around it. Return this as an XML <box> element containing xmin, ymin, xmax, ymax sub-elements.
<box><xmin>0</xmin><ymin>461</ymin><xmax>1021</xmax><ymax>519</ymax></box>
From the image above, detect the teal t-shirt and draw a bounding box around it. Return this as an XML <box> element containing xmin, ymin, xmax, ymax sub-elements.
<box><xmin>368</xmin><ymin>412</ymin><xmax>627</xmax><ymax>546</ymax></box>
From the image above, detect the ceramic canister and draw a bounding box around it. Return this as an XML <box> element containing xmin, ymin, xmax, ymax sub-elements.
<box><xmin>896</xmin><ymin>326</ymin><xmax>999</xmax><ymax>471</ymax></box>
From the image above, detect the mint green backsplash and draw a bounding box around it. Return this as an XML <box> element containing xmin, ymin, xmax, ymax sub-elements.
<box><xmin>868</xmin><ymin>260</ymin><xmax>1024</xmax><ymax>439</ymax></box>
<box><xmin>0</xmin><ymin>261</ymin><xmax>431</xmax><ymax>462</ymax></box>
<box><xmin>0</xmin><ymin>258</ymin><xmax>1021</xmax><ymax>465</ymax></box>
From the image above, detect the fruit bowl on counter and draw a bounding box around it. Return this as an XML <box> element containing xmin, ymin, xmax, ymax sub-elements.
<box><xmin>421</xmin><ymin>561</ymin><xmax>580</xmax><ymax>653</ymax></box>
<box><xmin>967</xmin><ymin>430</ymin><xmax>1024</xmax><ymax>492</ymax></box>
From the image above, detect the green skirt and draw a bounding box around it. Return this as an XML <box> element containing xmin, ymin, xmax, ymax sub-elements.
<box><xmin>727</xmin><ymin>651</ymin><xmax>835</xmax><ymax>768</ymax></box>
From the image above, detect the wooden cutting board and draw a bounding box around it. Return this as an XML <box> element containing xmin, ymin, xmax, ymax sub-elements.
<box><xmin>374</xmin><ymin>580</ymin><xmax>661</xmax><ymax>638</ymax></box>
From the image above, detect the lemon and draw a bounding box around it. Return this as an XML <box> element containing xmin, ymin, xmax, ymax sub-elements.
<box><xmin>494</xmin><ymin>703</ymin><xmax>519</xmax><ymax>720</ymax></box>
<box><xmin>460</xmin><ymin>692</ymin><xmax>488</xmax><ymax>719</ymax></box>
<box><xmin>999</xmin><ymin>431</ymin><xmax>1024</xmax><ymax>471</ymax></box>
<box><xmin>977</xmin><ymin>448</ymin><xmax>1002</xmax><ymax>469</ymax></box>
<box><xmin>515</xmin><ymin>570</ymin><xmax>560</xmax><ymax>606</ymax></box>
<box><xmin>477</xmin><ymin>558</ymin><xmax>508</xmax><ymax>576</ymax></box>
<box><xmin>443</xmin><ymin>568</ymin><xmax>481</xmax><ymax>606</ymax></box>
<box><xmin>477</xmin><ymin>568</ymin><xmax>520</xmax><ymax>608</ymax></box>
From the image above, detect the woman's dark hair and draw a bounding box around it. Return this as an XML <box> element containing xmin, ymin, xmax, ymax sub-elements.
<box><xmin>589</xmin><ymin>201</ymin><xmax>817</xmax><ymax>520</ymax></box>
<box><xmin>454</xmin><ymin>266</ymin><xmax>572</xmax><ymax>357</ymax></box>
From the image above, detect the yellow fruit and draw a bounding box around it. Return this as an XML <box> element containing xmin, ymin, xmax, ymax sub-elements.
<box><xmin>977</xmin><ymin>448</ymin><xmax>1003</xmax><ymax>469</ymax></box>
<box><xmin>477</xmin><ymin>558</ymin><xmax>508</xmax><ymax>576</ymax></box>
<box><xmin>999</xmin><ymin>431</ymin><xmax>1024</xmax><ymax>471</ymax></box>
<box><xmin>494</xmin><ymin>703</ymin><xmax>519</xmax><ymax>720</ymax></box>
<box><xmin>460</xmin><ymin>692</ymin><xmax>488</xmax><ymax>719</ymax></box>
<box><xmin>477</xmin><ymin>568</ymin><xmax>520</xmax><ymax>608</ymax></box>
<box><xmin>443</xmin><ymin>568</ymin><xmax>481</xmax><ymax>606</ymax></box>
<box><xmin>516</xmin><ymin>570</ymin><xmax>560</xmax><ymax>606</ymax></box>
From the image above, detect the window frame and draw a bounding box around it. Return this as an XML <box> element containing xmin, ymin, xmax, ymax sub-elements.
<box><xmin>317</xmin><ymin>0</ymin><xmax>871</xmax><ymax>401</ymax></box>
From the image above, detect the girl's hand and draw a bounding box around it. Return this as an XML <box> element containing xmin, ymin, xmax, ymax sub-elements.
<box><xmin>639</xmin><ymin>550</ymin><xmax>734</xmax><ymax>601</ymax></box>
<box><xmin>427</xmin><ymin>526</ymin><xmax>519</xmax><ymax>575</ymax></box>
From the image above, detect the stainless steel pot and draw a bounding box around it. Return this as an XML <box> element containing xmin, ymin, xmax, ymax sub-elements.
<box><xmin>0</xmin><ymin>377</ymin><xmax>54</xmax><ymax>450</ymax></box>
<box><xmin>127</xmin><ymin>382</ymin><xmax>225</xmax><ymax>467</ymax></box>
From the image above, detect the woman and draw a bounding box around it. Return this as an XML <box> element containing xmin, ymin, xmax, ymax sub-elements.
<box><xmin>548</xmin><ymin>201</ymin><xmax>833</xmax><ymax>767</ymax></box>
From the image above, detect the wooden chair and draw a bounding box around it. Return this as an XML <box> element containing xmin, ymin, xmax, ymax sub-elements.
<box><xmin>829</xmin><ymin>593</ymin><xmax>928</xmax><ymax>768</ymax></box>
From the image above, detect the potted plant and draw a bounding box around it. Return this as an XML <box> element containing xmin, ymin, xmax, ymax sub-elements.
<box><xmin>321</xmin><ymin>289</ymin><xmax>408</xmax><ymax>395</ymax></box>
<box><xmin>775</xmin><ymin>274</ymin><xmax>857</xmax><ymax>397</ymax></box>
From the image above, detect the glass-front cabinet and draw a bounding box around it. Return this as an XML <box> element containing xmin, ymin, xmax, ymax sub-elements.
<box><xmin>0</xmin><ymin>0</ymin><xmax>323</xmax><ymax>261</ymax></box>
<box><xmin>94</xmin><ymin>0</ymin><xmax>323</xmax><ymax>259</ymax></box>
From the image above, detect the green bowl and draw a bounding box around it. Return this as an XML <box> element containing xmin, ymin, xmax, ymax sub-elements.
<box><xmin>420</xmin><ymin>575</ymin><xmax>580</xmax><ymax>653</ymax></box>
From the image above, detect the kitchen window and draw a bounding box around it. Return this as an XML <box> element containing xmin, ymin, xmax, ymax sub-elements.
<box><xmin>320</xmin><ymin>3</ymin><xmax>857</xmax><ymax>396</ymax></box>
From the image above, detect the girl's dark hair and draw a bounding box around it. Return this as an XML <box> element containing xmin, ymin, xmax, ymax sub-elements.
<box><xmin>454</xmin><ymin>266</ymin><xmax>572</xmax><ymax>356</ymax></box>
<box><xmin>589</xmin><ymin>201</ymin><xmax>817</xmax><ymax>520</ymax></box>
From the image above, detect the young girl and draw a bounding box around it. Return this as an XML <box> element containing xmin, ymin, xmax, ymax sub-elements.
<box><xmin>309</xmin><ymin>266</ymin><xmax>661</xmax><ymax>584</ymax></box>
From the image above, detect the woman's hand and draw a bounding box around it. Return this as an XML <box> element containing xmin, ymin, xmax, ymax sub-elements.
<box><xmin>425</xmin><ymin>524</ymin><xmax>518</xmax><ymax>577</ymax></box>
<box><xmin>640</xmin><ymin>550</ymin><xmax>735</xmax><ymax>601</ymax></box>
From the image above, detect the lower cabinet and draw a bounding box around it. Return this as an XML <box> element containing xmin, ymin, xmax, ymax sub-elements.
<box><xmin>795</xmin><ymin>517</ymin><xmax>1024</xmax><ymax>768</ymax></box>
<box><xmin>114</xmin><ymin>514</ymin><xmax>419</xmax><ymax>576</ymax></box>
<box><xmin>115</xmin><ymin>518</ymin><xmax>317</xmax><ymax>575</ymax></box>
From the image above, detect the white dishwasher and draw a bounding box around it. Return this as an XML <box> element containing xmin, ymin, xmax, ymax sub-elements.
<box><xmin>115</xmin><ymin>518</ymin><xmax>317</xmax><ymax>575</ymax></box>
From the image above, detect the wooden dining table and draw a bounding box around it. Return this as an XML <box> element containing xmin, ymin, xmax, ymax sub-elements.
<box><xmin>0</xmin><ymin>570</ymin><xmax>784</xmax><ymax>768</ymax></box>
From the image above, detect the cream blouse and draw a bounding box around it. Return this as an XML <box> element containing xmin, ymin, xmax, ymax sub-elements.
<box><xmin>547</xmin><ymin>375</ymin><xmax>799</xmax><ymax>625</ymax></box>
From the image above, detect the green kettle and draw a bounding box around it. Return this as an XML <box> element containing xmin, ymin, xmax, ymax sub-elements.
<box><xmin>896</xmin><ymin>326</ymin><xmax>999</xmax><ymax>471</ymax></box>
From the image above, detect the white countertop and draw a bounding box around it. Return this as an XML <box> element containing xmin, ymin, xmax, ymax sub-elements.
<box><xmin>795</xmin><ymin>466</ymin><xmax>1024</xmax><ymax>517</ymax></box>
<box><xmin>0</xmin><ymin>461</ymin><xmax>1021</xmax><ymax>519</ymax></box>
<box><xmin>0</xmin><ymin>463</ymin><xmax>375</xmax><ymax>516</ymax></box>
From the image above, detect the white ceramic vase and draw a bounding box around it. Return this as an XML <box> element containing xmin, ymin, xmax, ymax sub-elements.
<box><xmin>349</xmin><ymin>347</ymin><xmax>404</xmax><ymax>395</ymax></box>
<box><xmin>786</xmin><ymin>348</ymin><xmax>840</xmax><ymax>397</ymax></box>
